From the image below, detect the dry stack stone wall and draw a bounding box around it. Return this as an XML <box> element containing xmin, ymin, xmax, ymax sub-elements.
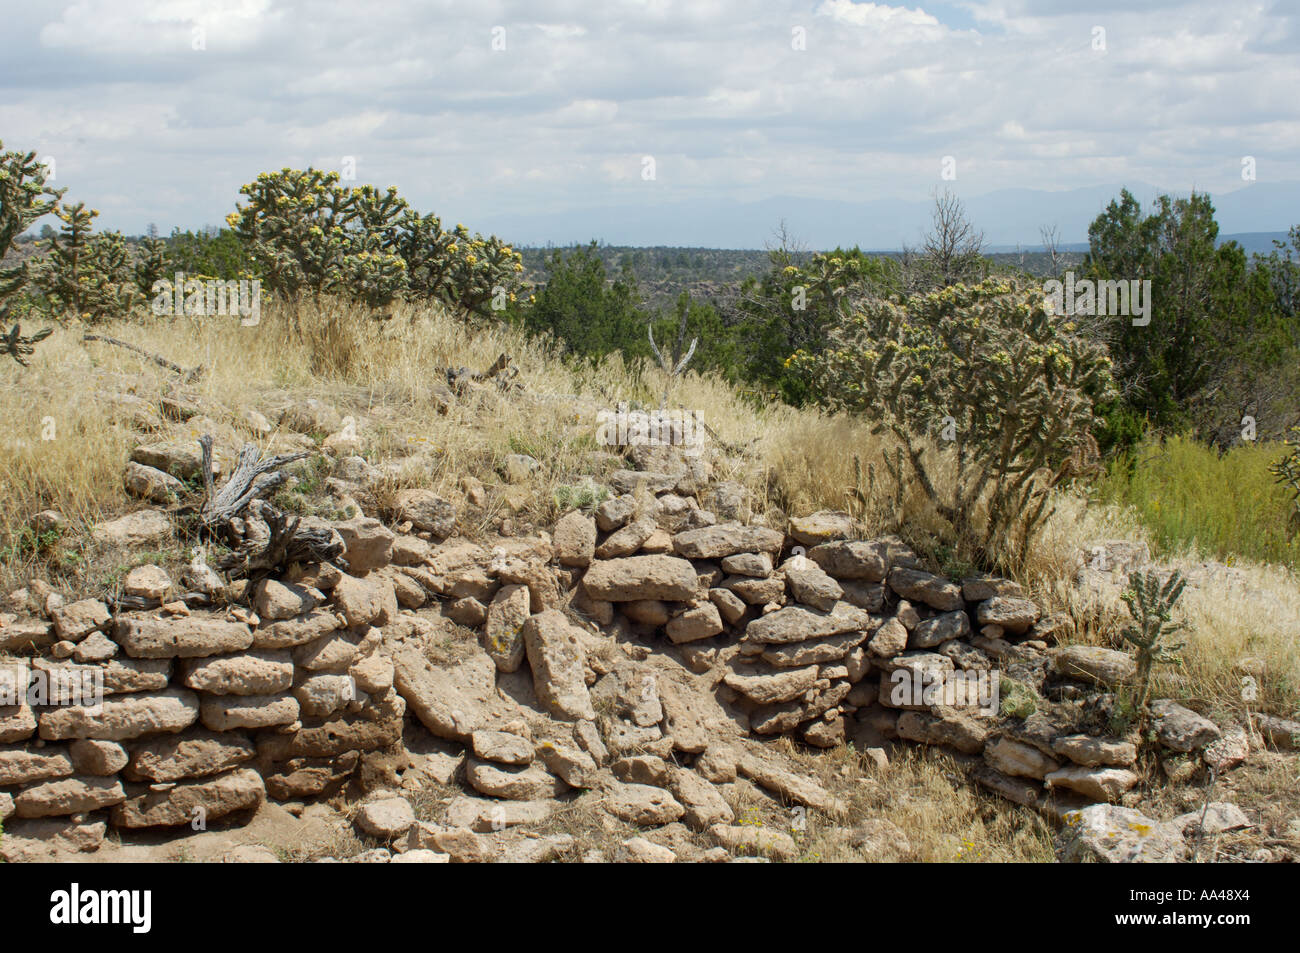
<box><xmin>0</xmin><ymin>442</ymin><xmax>1258</xmax><ymax>858</ymax></box>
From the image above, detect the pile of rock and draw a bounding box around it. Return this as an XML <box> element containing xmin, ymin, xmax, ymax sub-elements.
<box><xmin>0</xmin><ymin>433</ymin><xmax>1271</xmax><ymax>862</ymax></box>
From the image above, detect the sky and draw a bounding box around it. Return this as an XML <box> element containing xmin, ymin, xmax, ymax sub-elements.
<box><xmin>1</xmin><ymin>0</ymin><xmax>1298</xmax><ymax>247</ymax></box>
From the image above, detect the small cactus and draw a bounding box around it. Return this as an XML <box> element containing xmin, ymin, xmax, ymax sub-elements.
<box><xmin>1119</xmin><ymin>569</ymin><xmax>1188</xmax><ymax>737</ymax></box>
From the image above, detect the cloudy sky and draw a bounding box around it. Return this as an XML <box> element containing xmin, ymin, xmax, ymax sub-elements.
<box><xmin>2</xmin><ymin>0</ymin><xmax>1297</xmax><ymax>246</ymax></box>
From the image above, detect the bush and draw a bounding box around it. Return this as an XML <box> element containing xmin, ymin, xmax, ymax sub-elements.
<box><xmin>30</xmin><ymin>202</ymin><xmax>142</xmax><ymax>323</ymax></box>
<box><xmin>790</xmin><ymin>278</ymin><xmax>1114</xmax><ymax>566</ymax></box>
<box><xmin>228</xmin><ymin>168</ymin><xmax>523</xmax><ymax>315</ymax></box>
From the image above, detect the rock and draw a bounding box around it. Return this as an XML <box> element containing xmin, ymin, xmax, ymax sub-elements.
<box><xmin>784</xmin><ymin>562</ymin><xmax>844</xmax><ymax>611</ymax></box>
<box><xmin>887</xmin><ymin>568</ymin><xmax>963</xmax><ymax>611</ymax></box>
<box><xmin>471</xmin><ymin>730</ymin><xmax>533</xmax><ymax>766</ymax></box>
<box><xmin>868</xmin><ymin>617</ymin><xmax>908</xmax><ymax>658</ymax></box>
<box><xmin>1045</xmin><ymin>764</ymin><xmax>1139</xmax><ymax>802</ymax></box>
<box><xmin>445</xmin><ymin>597</ymin><xmax>487</xmax><ymax>627</ymax></box>
<box><xmin>671</xmin><ymin>523</ymin><xmax>784</xmax><ymax>560</ymax></box>
<box><xmin>1057</xmin><ymin>804</ymin><xmax>1186</xmax><ymax>863</ymax></box>
<box><xmin>0</xmin><ymin>747</ymin><xmax>74</xmax><ymax>786</ymax></box>
<box><xmin>744</xmin><ymin>603</ymin><xmax>873</xmax><ymax>645</ymax></box>
<box><xmin>895</xmin><ymin>707</ymin><xmax>988</xmax><ymax>755</ymax></box>
<box><xmin>612</xmin><ymin>754</ymin><xmax>673</xmax><ymax>787</ymax></box>
<box><xmin>961</xmin><ymin>574</ymin><xmax>1024</xmax><ymax>602</ymax></box>
<box><xmin>123</xmin><ymin>461</ymin><xmax>185</xmax><ymax>504</ymax></box>
<box><xmin>484</xmin><ymin>584</ymin><xmax>530</xmax><ymax>673</ymax></box>
<box><xmin>910</xmin><ymin>610</ymin><xmax>972</xmax><ymax>649</ymax></box>
<box><xmin>1255</xmin><ymin>713</ymin><xmax>1300</xmax><ymax>749</ymax></box>
<box><xmin>1202</xmin><ymin>726</ymin><xmax>1249</xmax><ymax>771</ymax></box>
<box><xmin>125</xmin><ymin>730</ymin><xmax>255</xmax><ymax>782</ymax></box>
<box><xmin>554</xmin><ymin>511</ymin><xmax>597</xmax><ymax>567</ymax></box>
<box><xmin>669</xmin><ymin>770</ymin><xmax>734</xmax><ymax>829</ymax></box>
<box><xmin>331</xmin><ymin>574</ymin><xmax>392</xmax><ymax>628</ymax></box>
<box><xmin>582</xmin><ymin>555</ymin><xmax>699</xmax><ymax>602</ymax></box>
<box><xmin>335</xmin><ymin>516</ymin><xmax>394</xmax><ymax>574</ymax></box>
<box><xmin>803</xmin><ymin>714</ymin><xmax>846</xmax><ymax>748</ymax></box>
<box><xmin>252</xmin><ymin>609</ymin><xmax>340</xmax><ymax>650</ymax></box>
<box><xmin>465</xmin><ymin>759</ymin><xmax>566</xmax><ymax>800</ymax></box>
<box><xmin>806</xmin><ymin>540</ymin><xmax>889</xmax><ymax>581</ymax></box>
<box><xmin>130</xmin><ymin>440</ymin><xmax>215</xmax><ymax>481</ymax></box>
<box><xmin>252</xmin><ymin>579</ymin><xmax>319</xmax><ymax>621</ymax></box>
<box><xmin>73</xmin><ymin>631</ymin><xmax>118</xmax><ymax>663</ymax></box>
<box><xmin>522</xmin><ymin>610</ymin><xmax>596</xmax><ymax>721</ymax></box>
<box><xmin>723</xmin><ymin>574</ymin><xmax>786</xmax><ymax>605</ymax></box>
<box><xmin>394</xmin><ymin>489</ymin><xmax>457</xmax><ymax>537</ymax></box>
<box><xmin>724</xmin><ymin>664</ymin><xmax>820</xmax><ymax>705</ymax></box>
<box><xmin>708</xmin><ymin>588</ymin><xmax>747</xmax><ymax>625</ymax></box>
<box><xmin>444</xmin><ymin>796</ymin><xmax>556</xmax><ymax>832</ymax></box>
<box><xmin>736</xmin><ymin>753</ymin><xmax>845</xmax><ymax>815</ymax></box>
<box><xmin>595</xmin><ymin>494</ymin><xmax>637</xmax><ymax>532</ymax></box>
<box><xmin>604</xmin><ymin>783</ymin><xmax>685</xmax><ymax>825</ymax></box>
<box><xmin>14</xmin><ymin>776</ymin><xmax>126</xmax><ymax>818</ymax></box>
<box><xmin>222</xmin><ymin>845</ymin><xmax>281</xmax><ymax>863</ymax></box>
<box><xmin>708</xmin><ymin>824</ymin><xmax>798</xmax><ymax>860</ymax></box>
<box><xmin>1051</xmin><ymin>734</ymin><xmax>1138</xmax><ymax>767</ymax></box>
<box><xmin>847</xmin><ymin>817</ymin><xmax>911</xmax><ymax>859</ymax></box>
<box><xmin>356</xmin><ymin>796</ymin><xmax>416</xmax><ymax>839</ymax></box>
<box><xmin>720</xmin><ymin>552</ymin><xmax>772</xmax><ymax>578</ymax></box>
<box><xmin>0</xmin><ymin>616</ymin><xmax>53</xmax><ymax>652</ymax></box>
<box><xmin>617</xmin><ymin>836</ymin><xmax>676</xmax><ymax>863</ymax></box>
<box><xmin>280</xmin><ymin>398</ymin><xmax>342</xmax><ymax>434</ymax></box>
<box><xmin>788</xmin><ymin>511</ymin><xmax>856</xmax><ymax>546</ymax></box>
<box><xmin>292</xmin><ymin>672</ymin><xmax>357</xmax><ymax>718</ymax></box>
<box><xmin>69</xmin><ymin>739</ymin><xmax>129</xmax><ymax>776</ymax></box>
<box><xmin>975</xmin><ymin>596</ymin><xmax>1041</xmax><ymax>634</ymax></box>
<box><xmin>536</xmin><ymin>741</ymin><xmax>598</xmax><ymax>788</ymax></box>
<box><xmin>1151</xmin><ymin>699</ymin><xmax>1221</xmax><ymax>752</ymax></box>
<box><xmin>114</xmin><ymin>614</ymin><xmax>253</xmax><ymax>659</ymax></box>
<box><xmin>111</xmin><ymin>767</ymin><xmax>265</xmax><ymax>828</ymax></box>
<box><xmin>665</xmin><ymin>602</ymin><xmax>724</xmax><ymax>643</ymax></box>
<box><xmin>180</xmin><ymin>650</ymin><xmax>294</xmax><ymax>696</ymax></box>
<box><xmin>124</xmin><ymin>565</ymin><xmax>173</xmax><ymax>601</ymax></box>
<box><xmin>38</xmin><ymin>688</ymin><xmax>199</xmax><ymax>741</ymax></box>
<box><xmin>32</xmin><ymin>656</ymin><xmax>172</xmax><ymax>696</ymax></box>
<box><xmin>199</xmin><ymin>693</ymin><xmax>300</xmax><ymax>731</ymax></box>
<box><xmin>1052</xmin><ymin>645</ymin><xmax>1136</xmax><ymax>687</ymax></box>
<box><xmin>597</xmin><ymin>516</ymin><xmax>658</xmax><ymax>559</ymax></box>
<box><xmin>1174</xmin><ymin>801</ymin><xmax>1251</xmax><ymax>836</ymax></box>
<box><xmin>390</xmin><ymin>638</ymin><xmax>498</xmax><ymax>742</ymax></box>
<box><xmin>92</xmin><ymin>509</ymin><xmax>172</xmax><ymax>547</ymax></box>
<box><xmin>984</xmin><ymin>736</ymin><xmax>1060</xmax><ymax>780</ymax></box>
<box><xmin>51</xmin><ymin>599</ymin><xmax>110</xmax><ymax>643</ymax></box>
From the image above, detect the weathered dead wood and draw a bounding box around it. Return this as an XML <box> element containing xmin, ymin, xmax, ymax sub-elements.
<box><xmin>213</xmin><ymin>501</ymin><xmax>345</xmax><ymax>580</ymax></box>
<box><xmin>83</xmin><ymin>333</ymin><xmax>204</xmax><ymax>383</ymax></box>
<box><xmin>445</xmin><ymin>352</ymin><xmax>520</xmax><ymax>394</ymax></box>
<box><xmin>198</xmin><ymin>434</ymin><xmax>310</xmax><ymax>530</ymax></box>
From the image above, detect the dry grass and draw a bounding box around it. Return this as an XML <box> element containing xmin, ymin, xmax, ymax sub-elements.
<box><xmin>3</xmin><ymin>295</ymin><xmax>1298</xmax><ymax>716</ymax></box>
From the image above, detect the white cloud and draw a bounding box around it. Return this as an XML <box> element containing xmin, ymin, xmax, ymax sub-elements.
<box><xmin>0</xmin><ymin>0</ymin><xmax>1294</xmax><ymax>239</ymax></box>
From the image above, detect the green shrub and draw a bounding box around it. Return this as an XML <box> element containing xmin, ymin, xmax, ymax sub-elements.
<box><xmin>0</xmin><ymin>138</ymin><xmax>64</xmax><ymax>303</ymax></box>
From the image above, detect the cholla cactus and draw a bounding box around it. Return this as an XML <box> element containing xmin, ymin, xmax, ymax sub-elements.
<box><xmin>0</xmin><ymin>304</ymin><xmax>53</xmax><ymax>366</ymax></box>
<box><xmin>31</xmin><ymin>202</ymin><xmax>142</xmax><ymax>323</ymax></box>
<box><xmin>228</xmin><ymin>168</ymin><xmax>523</xmax><ymax>315</ymax></box>
<box><xmin>789</xmin><ymin>278</ymin><xmax>1115</xmax><ymax>564</ymax></box>
<box><xmin>1119</xmin><ymin>569</ymin><xmax>1188</xmax><ymax>734</ymax></box>
<box><xmin>0</xmin><ymin>139</ymin><xmax>65</xmax><ymax>303</ymax></box>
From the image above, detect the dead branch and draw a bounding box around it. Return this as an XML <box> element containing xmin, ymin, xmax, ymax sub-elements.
<box><xmin>83</xmin><ymin>333</ymin><xmax>205</xmax><ymax>383</ymax></box>
<box><xmin>213</xmin><ymin>500</ymin><xmax>346</xmax><ymax>581</ymax></box>
<box><xmin>198</xmin><ymin>434</ymin><xmax>312</xmax><ymax>530</ymax></box>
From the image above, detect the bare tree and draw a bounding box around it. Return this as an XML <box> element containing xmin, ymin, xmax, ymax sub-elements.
<box><xmin>921</xmin><ymin>188</ymin><xmax>986</xmax><ymax>288</ymax></box>
<box><xmin>1039</xmin><ymin>224</ymin><xmax>1064</xmax><ymax>280</ymax></box>
<box><xmin>766</xmin><ymin>218</ymin><xmax>810</xmax><ymax>270</ymax></box>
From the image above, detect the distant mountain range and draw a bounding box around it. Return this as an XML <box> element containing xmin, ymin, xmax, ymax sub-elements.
<box><xmin>487</xmin><ymin>181</ymin><xmax>1300</xmax><ymax>252</ymax></box>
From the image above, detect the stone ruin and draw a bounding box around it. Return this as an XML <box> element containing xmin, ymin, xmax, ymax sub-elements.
<box><xmin>0</xmin><ymin>440</ymin><xmax>1284</xmax><ymax>863</ymax></box>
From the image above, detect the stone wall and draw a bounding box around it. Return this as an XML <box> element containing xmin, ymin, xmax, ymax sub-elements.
<box><xmin>0</xmin><ymin>447</ymin><xmax>1262</xmax><ymax>859</ymax></box>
